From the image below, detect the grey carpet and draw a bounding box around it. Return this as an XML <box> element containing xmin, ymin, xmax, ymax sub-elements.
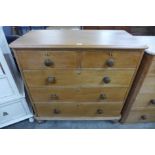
<box><xmin>3</xmin><ymin>119</ymin><xmax>155</xmax><ymax>129</ymax></box>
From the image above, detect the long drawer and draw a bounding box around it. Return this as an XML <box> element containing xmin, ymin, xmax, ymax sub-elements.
<box><xmin>29</xmin><ymin>87</ymin><xmax>128</xmax><ymax>102</ymax></box>
<box><xmin>35</xmin><ymin>102</ymin><xmax>123</xmax><ymax>117</ymax></box>
<box><xmin>23</xmin><ymin>69</ymin><xmax>135</xmax><ymax>87</ymax></box>
<box><xmin>15</xmin><ymin>49</ymin><xmax>141</xmax><ymax>69</ymax></box>
<box><xmin>131</xmin><ymin>93</ymin><xmax>155</xmax><ymax>108</ymax></box>
<box><xmin>125</xmin><ymin>109</ymin><xmax>155</xmax><ymax>123</ymax></box>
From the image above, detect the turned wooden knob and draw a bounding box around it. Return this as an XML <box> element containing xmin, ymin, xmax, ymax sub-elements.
<box><xmin>44</xmin><ymin>59</ymin><xmax>54</xmax><ymax>67</ymax></box>
<box><xmin>103</xmin><ymin>77</ymin><xmax>111</xmax><ymax>84</ymax></box>
<box><xmin>99</xmin><ymin>93</ymin><xmax>107</xmax><ymax>100</ymax></box>
<box><xmin>141</xmin><ymin>115</ymin><xmax>147</xmax><ymax>120</ymax></box>
<box><xmin>96</xmin><ymin>109</ymin><xmax>103</xmax><ymax>114</ymax></box>
<box><xmin>51</xmin><ymin>94</ymin><xmax>59</xmax><ymax>100</ymax></box>
<box><xmin>106</xmin><ymin>58</ymin><xmax>114</xmax><ymax>67</ymax></box>
<box><xmin>53</xmin><ymin>109</ymin><xmax>61</xmax><ymax>114</ymax></box>
<box><xmin>150</xmin><ymin>99</ymin><xmax>155</xmax><ymax>105</ymax></box>
<box><xmin>47</xmin><ymin>76</ymin><xmax>56</xmax><ymax>84</ymax></box>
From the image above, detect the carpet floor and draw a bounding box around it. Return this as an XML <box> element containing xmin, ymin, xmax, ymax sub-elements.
<box><xmin>3</xmin><ymin>119</ymin><xmax>155</xmax><ymax>129</ymax></box>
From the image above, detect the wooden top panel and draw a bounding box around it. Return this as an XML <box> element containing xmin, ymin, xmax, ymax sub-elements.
<box><xmin>9</xmin><ymin>30</ymin><xmax>147</xmax><ymax>49</ymax></box>
<box><xmin>135</xmin><ymin>36</ymin><xmax>155</xmax><ymax>55</ymax></box>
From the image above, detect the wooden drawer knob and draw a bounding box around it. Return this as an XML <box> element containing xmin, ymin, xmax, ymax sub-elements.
<box><xmin>47</xmin><ymin>76</ymin><xmax>56</xmax><ymax>84</ymax></box>
<box><xmin>106</xmin><ymin>58</ymin><xmax>114</xmax><ymax>67</ymax></box>
<box><xmin>53</xmin><ymin>109</ymin><xmax>61</xmax><ymax>114</ymax></box>
<box><xmin>44</xmin><ymin>59</ymin><xmax>54</xmax><ymax>67</ymax></box>
<box><xmin>51</xmin><ymin>94</ymin><xmax>59</xmax><ymax>100</ymax></box>
<box><xmin>150</xmin><ymin>99</ymin><xmax>155</xmax><ymax>105</ymax></box>
<box><xmin>141</xmin><ymin>115</ymin><xmax>147</xmax><ymax>120</ymax></box>
<box><xmin>103</xmin><ymin>77</ymin><xmax>111</xmax><ymax>84</ymax></box>
<box><xmin>96</xmin><ymin>109</ymin><xmax>103</xmax><ymax>114</ymax></box>
<box><xmin>99</xmin><ymin>93</ymin><xmax>107</xmax><ymax>100</ymax></box>
<box><xmin>3</xmin><ymin>112</ymin><xmax>8</xmax><ymax>116</ymax></box>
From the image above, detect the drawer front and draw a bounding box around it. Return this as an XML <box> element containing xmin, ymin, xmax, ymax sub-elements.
<box><xmin>131</xmin><ymin>93</ymin><xmax>155</xmax><ymax>108</ymax></box>
<box><xmin>16</xmin><ymin>50</ymin><xmax>79</xmax><ymax>69</ymax></box>
<box><xmin>0</xmin><ymin>102</ymin><xmax>26</xmax><ymax>124</ymax></box>
<box><xmin>148</xmin><ymin>60</ymin><xmax>155</xmax><ymax>74</ymax></box>
<box><xmin>81</xmin><ymin>50</ymin><xmax>141</xmax><ymax>68</ymax></box>
<box><xmin>29</xmin><ymin>87</ymin><xmax>127</xmax><ymax>102</ymax></box>
<box><xmin>141</xmin><ymin>75</ymin><xmax>155</xmax><ymax>89</ymax></box>
<box><xmin>139</xmin><ymin>82</ymin><xmax>155</xmax><ymax>94</ymax></box>
<box><xmin>126</xmin><ymin>110</ymin><xmax>155</xmax><ymax>123</ymax></box>
<box><xmin>15</xmin><ymin>50</ymin><xmax>141</xmax><ymax>70</ymax></box>
<box><xmin>23</xmin><ymin>69</ymin><xmax>135</xmax><ymax>87</ymax></box>
<box><xmin>35</xmin><ymin>102</ymin><xmax>122</xmax><ymax>117</ymax></box>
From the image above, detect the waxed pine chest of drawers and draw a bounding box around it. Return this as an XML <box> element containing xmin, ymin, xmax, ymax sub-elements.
<box><xmin>10</xmin><ymin>30</ymin><xmax>146</xmax><ymax>121</ymax></box>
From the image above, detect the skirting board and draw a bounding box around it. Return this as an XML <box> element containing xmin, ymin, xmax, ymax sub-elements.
<box><xmin>35</xmin><ymin>116</ymin><xmax>121</xmax><ymax>121</ymax></box>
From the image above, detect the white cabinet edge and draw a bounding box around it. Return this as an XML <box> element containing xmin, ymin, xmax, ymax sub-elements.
<box><xmin>0</xmin><ymin>97</ymin><xmax>33</xmax><ymax>128</ymax></box>
<box><xmin>0</xmin><ymin>27</ymin><xmax>33</xmax><ymax>128</ymax></box>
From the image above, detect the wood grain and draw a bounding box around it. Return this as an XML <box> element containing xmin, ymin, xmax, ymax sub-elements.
<box><xmin>125</xmin><ymin>109</ymin><xmax>155</xmax><ymax>123</ymax></box>
<box><xmin>147</xmin><ymin>61</ymin><xmax>155</xmax><ymax>74</ymax></box>
<box><xmin>23</xmin><ymin>69</ymin><xmax>135</xmax><ymax>87</ymax></box>
<box><xmin>121</xmin><ymin>37</ymin><xmax>155</xmax><ymax>123</ymax></box>
<box><xmin>29</xmin><ymin>87</ymin><xmax>128</xmax><ymax>102</ymax></box>
<box><xmin>35</xmin><ymin>102</ymin><xmax>122</xmax><ymax>117</ymax></box>
<box><xmin>130</xmin><ymin>93</ymin><xmax>155</xmax><ymax>108</ymax></box>
<box><xmin>15</xmin><ymin>49</ymin><xmax>141</xmax><ymax>69</ymax></box>
<box><xmin>35</xmin><ymin>116</ymin><xmax>121</xmax><ymax>120</ymax></box>
<box><xmin>11</xmin><ymin>31</ymin><xmax>145</xmax><ymax>120</ymax></box>
<box><xmin>139</xmin><ymin>76</ymin><xmax>155</xmax><ymax>93</ymax></box>
<box><xmin>81</xmin><ymin>50</ymin><xmax>141</xmax><ymax>68</ymax></box>
<box><xmin>121</xmin><ymin>53</ymin><xmax>153</xmax><ymax>123</ymax></box>
<box><xmin>15</xmin><ymin>49</ymin><xmax>80</xmax><ymax>69</ymax></box>
<box><xmin>9</xmin><ymin>30</ymin><xmax>147</xmax><ymax>49</ymax></box>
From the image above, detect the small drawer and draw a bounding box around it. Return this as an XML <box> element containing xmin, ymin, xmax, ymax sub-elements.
<box><xmin>0</xmin><ymin>102</ymin><xmax>27</xmax><ymax>124</ymax></box>
<box><xmin>15</xmin><ymin>49</ymin><xmax>79</xmax><ymax>69</ymax></box>
<box><xmin>29</xmin><ymin>87</ymin><xmax>128</xmax><ymax>103</ymax></box>
<box><xmin>126</xmin><ymin>109</ymin><xmax>155</xmax><ymax>123</ymax></box>
<box><xmin>35</xmin><ymin>102</ymin><xmax>122</xmax><ymax>117</ymax></box>
<box><xmin>23</xmin><ymin>69</ymin><xmax>135</xmax><ymax>87</ymax></box>
<box><xmin>81</xmin><ymin>50</ymin><xmax>141</xmax><ymax>68</ymax></box>
<box><xmin>131</xmin><ymin>93</ymin><xmax>155</xmax><ymax>108</ymax></box>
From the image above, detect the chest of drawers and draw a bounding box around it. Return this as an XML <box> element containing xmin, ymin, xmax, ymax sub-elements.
<box><xmin>121</xmin><ymin>36</ymin><xmax>155</xmax><ymax>123</ymax></box>
<box><xmin>10</xmin><ymin>30</ymin><xmax>146</xmax><ymax>121</ymax></box>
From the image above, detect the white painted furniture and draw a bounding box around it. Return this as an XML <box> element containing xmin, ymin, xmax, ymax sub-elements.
<box><xmin>0</xmin><ymin>27</ymin><xmax>33</xmax><ymax>128</ymax></box>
